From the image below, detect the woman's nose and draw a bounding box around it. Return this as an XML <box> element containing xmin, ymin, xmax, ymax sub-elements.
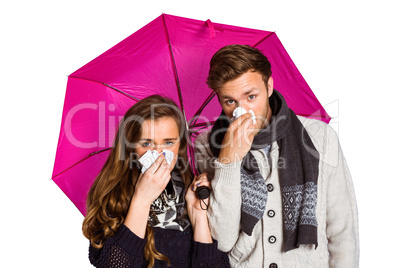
<box><xmin>155</xmin><ymin>146</ymin><xmax>164</xmax><ymax>154</ymax></box>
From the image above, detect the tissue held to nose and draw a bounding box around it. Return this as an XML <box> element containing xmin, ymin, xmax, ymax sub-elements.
<box><xmin>232</xmin><ymin>107</ymin><xmax>256</xmax><ymax>125</ymax></box>
<box><xmin>138</xmin><ymin>149</ymin><xmax>174</xmax><ymax>173</ymax></box>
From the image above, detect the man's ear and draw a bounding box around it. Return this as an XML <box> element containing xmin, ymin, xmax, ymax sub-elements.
<box><xmin>267</xmin><ymin>77</ymin><xmax>274</xmax><ymax>97</ymax></box>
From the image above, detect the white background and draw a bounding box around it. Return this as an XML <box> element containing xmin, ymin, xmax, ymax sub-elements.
<box><xmin>1</xmin><ymin>0</ymin><xmax>401</xmax><ymax>266</ymax></box>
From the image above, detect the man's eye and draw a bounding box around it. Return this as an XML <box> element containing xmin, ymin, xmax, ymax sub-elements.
<box><xmin>226</xmin><ymin>100</ymin><xmax>235</xmax><ymax>105</ymax></box>
<box><xmin>248</xmin><ymin>95</ymin><xmax>256</xmax><ymax>100</ymax></box>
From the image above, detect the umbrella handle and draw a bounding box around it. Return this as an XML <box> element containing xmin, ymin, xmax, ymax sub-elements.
<box><xmin>196</xmin><ymin>186</ymin><xmax>210</xmax><ymax>200</ymax></box>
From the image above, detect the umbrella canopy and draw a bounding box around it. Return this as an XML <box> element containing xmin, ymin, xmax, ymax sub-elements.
<box><xmin>52</xmin><ymin>13</ymin><xmax>330</xmax><ymax>216</ymax></box>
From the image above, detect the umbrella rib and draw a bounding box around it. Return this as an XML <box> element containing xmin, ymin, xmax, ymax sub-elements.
<box><xmin>161</xmin><ymin>14</ymin><xmax>188</xmax><ymax>124</ymax></box>
<box><xmin>52</xmin><ymin>147</ymin><xmax>112</xmax><ymax>179</ymax></box>
<box><xmin>103</xmin><ymin>83</ymin><xmax>141</xmax><ymax>101</ymax></box>
<box><xmin>190</xmin><ymin>121</ymin><xmax>216</xmax><ymax>129</ymax></box>
<box><xmin>251</xmin><ymin>33</ymin><xmax>331</xmax><ymax>123</ymax></box>
<box><xmin>188</xmin><ymin>91</ymin><xmax>216</xmax><ymax>127</ymax></box>
<box><xmin>69</xmin><ymin>76</ymin><xmax>141</xmax><ymax>102</ymax></box>
<box><xmin>251</xmin><ymin>32</ymin><xmax>276</xmax><ymax>48</ymax></box>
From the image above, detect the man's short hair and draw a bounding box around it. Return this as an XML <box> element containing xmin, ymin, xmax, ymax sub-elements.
<box><xmin>206</xmin><ymin>45</ymin><xmax>272</xmax><ymax>92</ymax></box>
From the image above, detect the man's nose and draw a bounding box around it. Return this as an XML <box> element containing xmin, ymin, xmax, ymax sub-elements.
<box><xmin>238</xmin><ymin>102</ymin><xmax>249</xmax><ymax>111</ymax></box>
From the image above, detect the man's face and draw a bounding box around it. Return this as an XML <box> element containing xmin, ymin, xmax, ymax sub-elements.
<box><xmin>217</xmin><ymin>70</ymin><xmax>274</xmax><ymax>129</ymax></box>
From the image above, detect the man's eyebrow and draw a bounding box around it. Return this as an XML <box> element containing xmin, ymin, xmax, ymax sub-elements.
<box><xmin>220</xmin><ymin>95</ymin><xmax>233</xmax><ymax>100</ymax></box>
<box><xmin>242</xmin><ymin>88</ymin><xmax>259</xmax><ymax>96</ymax></box>
<box><xmin>221</xmin><ymin>88</ymin><xmax>259</xmax><ymax>100</ymax></box>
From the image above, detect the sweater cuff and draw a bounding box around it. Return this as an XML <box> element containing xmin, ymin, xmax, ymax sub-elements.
<box><xmin>112</xmin><ymin>224</ymin><xmax>147</xmax><ymax>256</ymax></box>
<box><xmin>192</xmin><ymin>239</ymin><xmax>220</xmax><ymax>260</ymax></box>
<box><xmin>212</xmin><ymin>159</ymin><xmax>242</xmax><ymax>187</ymax></box>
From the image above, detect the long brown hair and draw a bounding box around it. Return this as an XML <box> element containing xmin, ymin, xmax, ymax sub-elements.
<box><xmin>82</xmin><ymin>95</ymin><xmax>193</xmax><ymax>267</ymax></box>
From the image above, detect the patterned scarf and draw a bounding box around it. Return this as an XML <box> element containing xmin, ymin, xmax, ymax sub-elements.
<box><xmin>148</xmin><ymin>169</ymin><xmax>191</xmax><ymax>231</ymax></box>
<box><xmin>209</xmin><ymin>89</ymin><xmax>319</xmax><ymax>251</ymax></box>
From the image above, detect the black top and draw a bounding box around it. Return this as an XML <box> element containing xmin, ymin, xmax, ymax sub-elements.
<box><xmin>88</xmin><ymin>224</ymin><xmax>230</xmax><ymax>267</ymax></box>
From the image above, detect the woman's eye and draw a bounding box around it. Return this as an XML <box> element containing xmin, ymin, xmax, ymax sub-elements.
<box><xmin>165</xmin><ymin>141</ymin><xmax>174</xmax><ymax>146</ymax></box>
<box><xmin>248</xmin><ymin>95</ymin><xmax>256</xmax><ymax>100</ymax></box>
<box><xmin>142</xmin><ymin>142</ymin><xmax>151</xmax><ymax>147</ymax></box>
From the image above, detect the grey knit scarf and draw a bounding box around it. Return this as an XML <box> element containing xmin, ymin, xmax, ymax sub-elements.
<box><xmin>148</xmin><ymin>170</ymin><xmax>191</xmax><ymax>231</ymax></box>
<box><xmin>209</xmin><ymin>89</ymin><xmax>319</xmax><ymax>251</ymax></box>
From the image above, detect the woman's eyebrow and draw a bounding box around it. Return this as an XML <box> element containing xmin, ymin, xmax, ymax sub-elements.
<box><xmin>139</xmin><ymin>138</ymin><xmax>152</xmax><ymax>141</ymax></box>
<box><xmin>163</xmin><ymin>138</ymin><xmax>179</xmax><ymax>141</ymax></box>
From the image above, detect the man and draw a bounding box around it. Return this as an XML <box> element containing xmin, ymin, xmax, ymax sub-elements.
<box><xmin>194</xmin><ymin>45</ymin><xmax>359</xmax><ymax>267</ymax></box>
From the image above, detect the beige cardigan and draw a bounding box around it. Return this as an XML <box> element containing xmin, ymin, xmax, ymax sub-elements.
<box><xmin>194</xmin><ymin>116</ymin><xmax>359</xmax><ymax>268</ymax></box>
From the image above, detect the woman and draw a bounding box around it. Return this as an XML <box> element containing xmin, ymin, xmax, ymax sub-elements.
<box><xmin>82</xmin><ymin>95</ymin><xmax>229</xmax><ymax>267</ymax></box>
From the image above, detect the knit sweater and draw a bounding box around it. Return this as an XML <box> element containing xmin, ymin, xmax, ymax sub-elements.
<box><xmin>194</xmin><ymin>116</ymin><xmax>359</xmax><ymax>268</ymax></box>
<box><xmin>88</xmin><ymin>224</ymin><xmax>230</xmax><ymax>268</ymax></box>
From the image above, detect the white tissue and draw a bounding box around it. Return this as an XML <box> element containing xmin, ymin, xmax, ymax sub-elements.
<box><xmin>138</xmin><ymin>149</ymin><xmax>174</xmax><ymax>174</ymax></box>
<box><xmin>232</xmin><ymin>107</ymin><xmax>247</xmax><ymax>119</ymax></box>
<box><xmin>232</xmin><ymin>107</ymin><xmax>256</xmax><ymax>125</ymax></box>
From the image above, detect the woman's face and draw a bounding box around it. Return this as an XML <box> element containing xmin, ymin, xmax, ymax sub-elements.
<box><xmin>135</xmin><ymin>116</ymin><xmax>181</xmax><ymax>168</ymax></box>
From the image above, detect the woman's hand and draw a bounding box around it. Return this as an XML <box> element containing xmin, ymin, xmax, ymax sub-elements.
<box><xmin>124</xmin><ymin>154</ymin><xmax>173</xmax><ymax>238</ymax></box>
<box><xmin>185</xmin><ymin>173</ymin><xmax>213</xmax><ymax>243</ymax></box>
<box><xmin>132</xmin><ymin>153</ymin><xmax>173</xmax><ymax>206</ymax></box>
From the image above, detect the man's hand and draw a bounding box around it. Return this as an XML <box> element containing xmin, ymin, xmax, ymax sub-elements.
<box><xmin>217</xmin><ymin>113</ymin><xmax>258</xmax><ymax>164</ymax></box>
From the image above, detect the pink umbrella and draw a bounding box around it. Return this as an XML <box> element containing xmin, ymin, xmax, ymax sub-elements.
<box><xmin>52</xmin><ymin>14</ymin><xmax>330</xmax><ymax>216</ymax></box>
